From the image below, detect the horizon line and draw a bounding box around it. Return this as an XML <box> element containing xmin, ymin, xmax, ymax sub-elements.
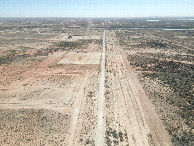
<box><xmin>1</xmin><ymin>16</ymin><xmax>194</xmax><ymax>19</ymax></box>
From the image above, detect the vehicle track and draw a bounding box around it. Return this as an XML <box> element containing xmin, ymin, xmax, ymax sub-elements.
<box><xmin>96</xmin><ymin>30</ymin><xmax>106</xmax><ymax>146</ymax></box>
<box><xmin>104</xmin><ymin>31</ymin><xmax>172</xmax><ymax>146</ymax></box>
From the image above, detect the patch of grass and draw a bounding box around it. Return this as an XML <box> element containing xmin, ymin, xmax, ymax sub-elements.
<box><xmin>105</xmin><ymin>137</ymin><xmax>112</xmax><ymax>146</ymax></box>
<box><xmin>49</xmin><ymin>64</ymin><xmax>64</xmax><ymax>68</ymax></box>
<box><xmin>105</xmin><ymin>128</ymin><xmax>129</xmax><ymax>145</ymax></box>
<box><xmin>119</xmin><ymin>131</ymin><xmax>124</xmax><ymax>142</ymax></box>
<box><xmin>87</xmin><ymin>91</ymin><xmax>95</xmax><ymax>98</ymax></box>
<box><xmin>145</xmin><ymin>40</ymin><xmax>167</xmax><ymax>48</ymax></box>
<box><xmin>147</xmin><ymin>133</ymin><xmax>156</xmax><ymax>146</ymax></box>
<box><xmin>85</xmin><ymin>138</ymin><xmax>95</xmax><ymax>146</ymax></box>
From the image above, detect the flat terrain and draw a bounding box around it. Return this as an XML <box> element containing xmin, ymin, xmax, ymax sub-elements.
<box><xmin>58</xmin><ymin>52</ymin><xmax>101</xmax><ymax>65</ymax></box>
<box><xmin>104</xmin><ymin>31</ymin><xmax>171</xmax><ymax>146</ymax></box>
<box><xmin>0</xmin><ymin>18</ymin><xmax>193</xmax><ymax>146</ymax></box>
<box><xmin>0</xmin><ymin>19</ymin><xmax>102</xmax><ymax>145</ymax></box>
<box><xmin>116</xmin><ymin>28</ymin><xmax>194</xmax><ymax>145</ymax></box>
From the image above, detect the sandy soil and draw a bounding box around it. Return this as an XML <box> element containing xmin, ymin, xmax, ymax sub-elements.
<box><xmin>119</xmin><ymin>30</ymin><xmax>193</xmax><ymax>145</ymax></box>
<box><xmin>103</xmin><ymin>31</ymin><xmax>172</xmax><ymax>146</ymax></box>
<box><xmin>0</xmin><ymin>29</ymin><xmax>172</xmax><ymax>146</ymax></box>
<box><xmin>58</xmin><ymin>52</ymin><xmax>101</xmax><ymax>65</ymax></box>
<box><xmin>96</xmin><ymin>30</ymin><xmax>106</xmax><ymax>146</ymax></box>
<box><xmin>0</xmin><ymin>33</ymin><xmax>101</xmax><ymax>145</ymax></box>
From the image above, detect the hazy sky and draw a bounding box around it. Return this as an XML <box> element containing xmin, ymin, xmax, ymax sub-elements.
<box><xmin>0</xmin><ymin>0</ymin><xmax>194</xmax><ymax>17</ymax></box>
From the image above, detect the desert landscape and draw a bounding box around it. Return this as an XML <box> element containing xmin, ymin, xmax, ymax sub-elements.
<box><xmin>0</xmin><ymin>18</ymin><xmax>193</xmax><ymax>146</ymax></box>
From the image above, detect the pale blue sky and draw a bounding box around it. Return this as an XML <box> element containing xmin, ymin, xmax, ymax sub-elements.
<box><xmin>0</xmin><ymin>0</ymin><xmax>194</xmax><ymax>17</ymax></box>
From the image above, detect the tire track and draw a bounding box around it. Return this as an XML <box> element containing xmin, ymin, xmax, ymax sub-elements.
<box><xmin>104</xmin><ymin>31</ymin><xmax>172</xmax><ymax>146</ymax></box>
<box><xmin>96</xmin><ymin>30</ymin><xmax>106</xmax><ymax>146</ymax></box>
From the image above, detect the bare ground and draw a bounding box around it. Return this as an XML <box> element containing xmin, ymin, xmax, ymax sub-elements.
<box><xmin>0</xmin><ymin>30</ymin><xmax>173</xmax><ymax>146</ymax></box>
<box><xmin>104</xmin><ymin>31</ymin><xmax>172</xmax><ymax>146</ymax></box>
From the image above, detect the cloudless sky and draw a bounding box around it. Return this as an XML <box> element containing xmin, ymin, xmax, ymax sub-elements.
<box><xmin>0</xmin><ymin>0</ymin><xmax>194</xmax><ymax>17</ymax></box>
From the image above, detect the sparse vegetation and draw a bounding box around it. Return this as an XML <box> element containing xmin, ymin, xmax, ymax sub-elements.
<box><xmin>105</xmin><ymin>127</ymin><xmax>129</xmax><ymax>145</ymax></box>
<box><xmin>116</xmin><ymin>29</ymin><xmax>194</xmax><ymax>145</ymax></box>
<box><xmin>0</xmin><ymin>18</ymin><xmax>193</xmax><ymax>146</ymax></box>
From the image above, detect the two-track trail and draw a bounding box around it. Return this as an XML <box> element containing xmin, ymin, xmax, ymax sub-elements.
<box><xmin>96</xmin><ymin>30</ymin><xmax>106</xmax><ymax>146</ymax></box>
<box><xmin>101</xmin><ymin>30</ymin><xmax>172</xmax><ymax>146</ymax></box>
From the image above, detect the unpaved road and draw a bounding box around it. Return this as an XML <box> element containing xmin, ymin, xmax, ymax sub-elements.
<box><xmin>102</xmin><ymin>31</ymin><xmax>172</xmax><ymax>146</ymax></box>
<box><xmin>96</xmin><ymin>30</ymin><xmax>106</xmax><ymax>146</ymax></box>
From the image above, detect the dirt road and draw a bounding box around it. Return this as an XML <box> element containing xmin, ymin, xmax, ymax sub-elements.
<box><xmin>103</xmin><ymin>31</ymin><xmax>172</xmax><ymax>146</ymax></box>
<box><xmin>96</xmin><ymin>30</ymin><xmax>106</xmax><ymax>146</ymax></box>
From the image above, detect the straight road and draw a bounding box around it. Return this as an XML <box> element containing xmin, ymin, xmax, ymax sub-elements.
<box><xmin>96</xmin><ymin>30</ymin><xmax>106</xmax><ymax>146</ymax></box>
<box><xmin>104</xmin><ymin>31</ymin><xmax>172</xmax><ymax>146</ymax></box>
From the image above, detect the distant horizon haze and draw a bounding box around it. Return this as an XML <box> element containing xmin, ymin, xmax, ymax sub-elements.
<box><xmin>0</xmin><ymin>0</ymin><xmax>194</xmax><ymax>17</ymax></box>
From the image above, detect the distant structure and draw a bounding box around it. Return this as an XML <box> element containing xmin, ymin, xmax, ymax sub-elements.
<box><xmin>68</xmin><ymin>36</ymin><xmax>72</xmax><ymax>39</ymax></box>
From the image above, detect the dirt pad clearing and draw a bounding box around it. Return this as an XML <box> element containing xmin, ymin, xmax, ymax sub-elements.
<box><xmin>0</xmin><ymin>48</ymin><xmax>101</xmax><ymax>145</ymax></box>
<box><xmin>58</xmin><ymin>52</ymin><xmax>101</xmax><ymax>65</ymax></box>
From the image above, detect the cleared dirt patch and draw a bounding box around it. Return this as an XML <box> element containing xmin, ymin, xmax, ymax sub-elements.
<box><xmin>58</xmin><ymin>52</ymin><xmax>101</xmax><ymax>65</ymax></box>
